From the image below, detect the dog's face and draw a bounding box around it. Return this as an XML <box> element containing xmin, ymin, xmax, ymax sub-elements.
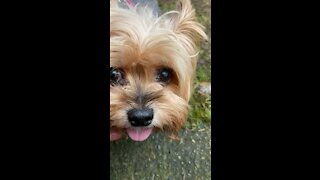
<box><xmin>110</xmin><ymin>0</ymin><xmax>207</xmax><ymax>141</ymax></box>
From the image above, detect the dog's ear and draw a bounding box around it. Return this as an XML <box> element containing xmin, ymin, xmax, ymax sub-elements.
<box><xmin>166</xmin><ymin>0</ymin><xmax>207</xmax><ymax>101</ymax></box>
<box><xmin>171</xmin><ymin>0</ymin><xmax>207</xmax><ymax>56</ymax></box>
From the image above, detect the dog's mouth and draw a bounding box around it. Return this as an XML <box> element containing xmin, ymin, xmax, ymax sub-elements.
<box><xmin>126</xmin><ymin>127</ymin><xmax>153</xmax><ymax>141</ymax></box>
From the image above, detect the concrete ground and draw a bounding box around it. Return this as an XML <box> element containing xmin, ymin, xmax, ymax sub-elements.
<box><xmin>110</xmin><ymin>124</ymin><xmax>211</xmax><ymax>180</ymax></box>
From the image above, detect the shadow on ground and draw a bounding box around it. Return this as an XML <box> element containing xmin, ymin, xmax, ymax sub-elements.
<box><xmin>110</xmin><ymin>124</ymin><xmax>211</xmax><ymax>179</ymax></box>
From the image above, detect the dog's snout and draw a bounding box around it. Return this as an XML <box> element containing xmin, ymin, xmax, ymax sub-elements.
<box><xmin>127</xmin><ymin>108</ymin><xmax>153</xmax><ymax>127</ymax></box>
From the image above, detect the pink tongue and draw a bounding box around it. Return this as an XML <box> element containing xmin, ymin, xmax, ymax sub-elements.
<box><xmin>126</xmin><ymin>127</ymin><xmax>153</xmax><ymax>141</ymax></box>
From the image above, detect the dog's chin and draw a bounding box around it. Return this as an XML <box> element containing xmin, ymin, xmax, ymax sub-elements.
<box><xmin>126</xmin><ymin>127</ymin><xmax>154</xmax><ymax>141</ymax></box>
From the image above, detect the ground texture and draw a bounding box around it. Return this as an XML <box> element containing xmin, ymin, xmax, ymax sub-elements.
<box><xmin>110</xmin><ymin>124</ymin><xmax>211</xmax><ymax>179</ymax></box>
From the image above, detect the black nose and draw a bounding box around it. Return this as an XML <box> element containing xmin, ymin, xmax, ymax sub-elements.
<box><xmin>127</xmin><ymin>108</ymin><xmax>153</xmax><ymax>127</ymax></box>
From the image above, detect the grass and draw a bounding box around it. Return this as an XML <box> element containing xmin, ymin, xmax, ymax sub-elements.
<box><xmin>158</xmin><ymin>0</ymin><xmax>212</xmax><ymax>128</ymax></box>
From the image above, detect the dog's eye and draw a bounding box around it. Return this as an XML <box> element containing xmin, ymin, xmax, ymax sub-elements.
<box><xmin>156</xmin><ymin>68</ymin><xmax>171</xmax><ymax>84</ymax></box>
<box><xmin>110</xmin><ymin>67</ymin><xmax>126</xmax><ymax>86</ymax></box>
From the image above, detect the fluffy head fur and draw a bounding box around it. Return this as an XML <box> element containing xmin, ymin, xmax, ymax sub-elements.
<box><xmin>110</xmin><ymin>0</ymin><xmax>207</xmax><ymax>141</ymax></box>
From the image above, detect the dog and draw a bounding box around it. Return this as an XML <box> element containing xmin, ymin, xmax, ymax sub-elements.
<box><xmin>110</xmin><ymin>0</ymin><xmax>207</xmax><ymax>141</ymax></box>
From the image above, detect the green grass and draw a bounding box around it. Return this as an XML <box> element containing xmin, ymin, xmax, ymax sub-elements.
<box><xmin>158</xmin><ymin>0</ymin><xmax>176</xmax><ymax>10</ymax></box>
<box><xmin>196</xmin><ymin>66</ymin><xmax>211</xmax><ymax>82</ymax></box>
<box><xmin>158</xmin><ymin>0</ymin><xmax>212</xmax><ymax>128</ymax></box>
<box><xmin>186</xmin><ymin>92</ymin><xmax>211</xmax><ymax>129</ymax></box>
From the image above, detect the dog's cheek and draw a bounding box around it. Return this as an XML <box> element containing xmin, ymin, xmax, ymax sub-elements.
<box><xmin>110</xmin><ymin>109</ymin><xmax>129</xmax><ymax>128</ymax></box>
<box><xmin>151</xmin><ymin>93</ymin><xmax>189</xmax><ymax>132</ymax></box>
<box><xmin>110</xmin><ymin>91</ymin><xmax>131</xmax><ymax>128</ymax></box>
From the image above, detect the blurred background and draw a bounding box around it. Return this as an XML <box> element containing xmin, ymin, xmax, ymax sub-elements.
<box><xmin>110</xmin><ymin>0</ymin><xmax>211</xmax><ymax>179</ymax></box>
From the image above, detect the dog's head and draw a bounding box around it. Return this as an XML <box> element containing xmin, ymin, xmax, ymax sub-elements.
<box><xmin>110</xmin><ymin>0</ymin><xmax>207</xmax><ymax>141</ymax></box>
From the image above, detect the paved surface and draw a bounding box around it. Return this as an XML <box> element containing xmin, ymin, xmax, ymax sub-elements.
<box><xmin>110</xmin><ymin>124</ymin><xmax>211</xmax><ymax>180</ymax></box>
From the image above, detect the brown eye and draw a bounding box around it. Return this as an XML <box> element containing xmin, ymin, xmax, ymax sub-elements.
<box><xmin>156</xmin><ymin>68</ymin><xmax>172</xmax><ymax>84</ymax></box>
<box><xmin>110</xmin><ymin>67</ymin><xmax>126</xmax><ymax>86</ymax></box>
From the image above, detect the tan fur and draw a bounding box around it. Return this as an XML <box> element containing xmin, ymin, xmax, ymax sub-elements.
<box><xmin>110</xmin><ymin>0</ymin><xmax>207</xmax><ymax>136</ymax></box>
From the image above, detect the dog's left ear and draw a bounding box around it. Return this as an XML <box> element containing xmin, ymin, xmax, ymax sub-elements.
<box><xmin>168</xmin><ymin>0</ymin><xmax>208</xmax><ymax>101</ymax></box>
<box><xmin>171</xmin><ymin>0</ymin><xmax>207</xmax><ymax>56</ymax></box>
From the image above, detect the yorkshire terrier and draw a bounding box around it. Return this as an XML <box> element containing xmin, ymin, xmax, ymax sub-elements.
<box><xmin>110</xmin><ymin>0</ymin><xmax>207</xmax><ymax>141</ymax></box>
